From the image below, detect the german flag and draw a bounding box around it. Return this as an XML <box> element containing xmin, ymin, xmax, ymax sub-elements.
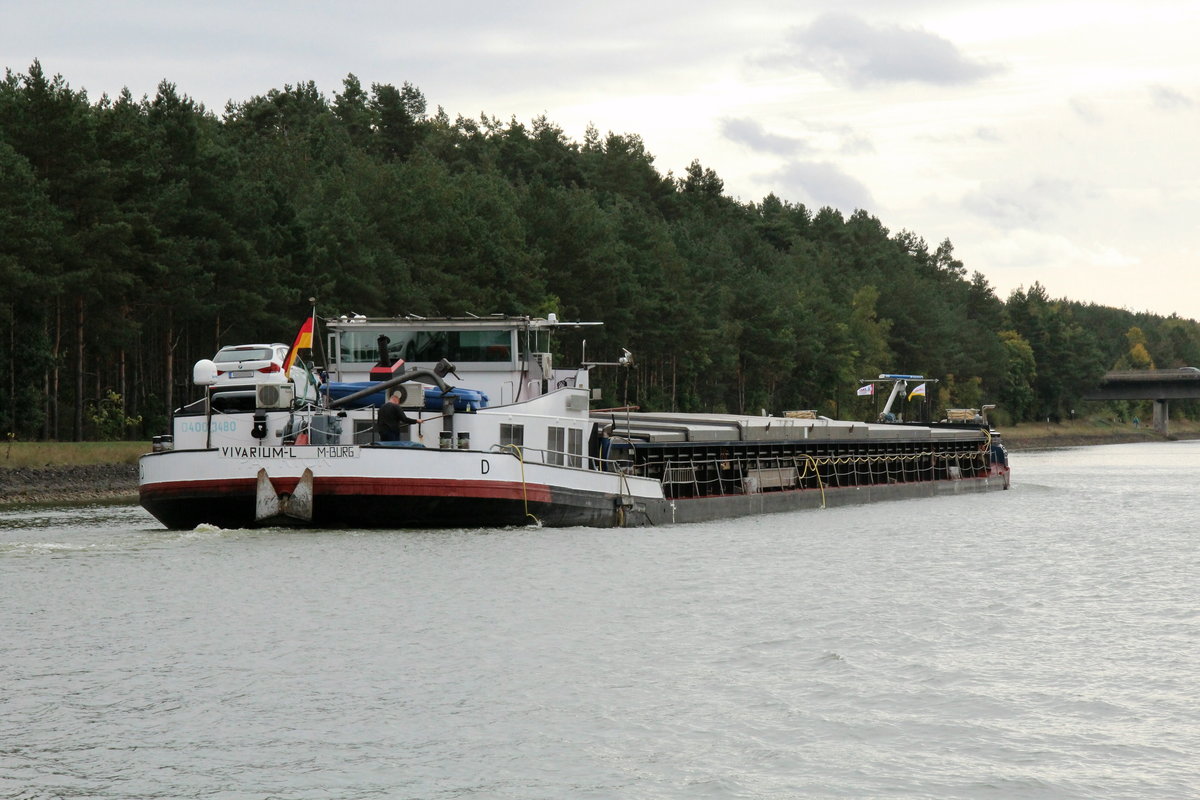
<box><xmin>284</xmin><ymin>315</ymin><xmax>314</xmax><ymax>372</ymax></box>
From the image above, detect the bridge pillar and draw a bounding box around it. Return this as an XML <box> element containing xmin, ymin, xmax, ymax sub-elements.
<box><xmin>1153</xmin><ymin>399</ymin><xmax>1169</xmax><ymax>436</ymax></box>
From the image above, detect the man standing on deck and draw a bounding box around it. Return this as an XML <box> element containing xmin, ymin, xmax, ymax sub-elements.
<box><xmin>376</xmin><ymin>390</ymin><xmax>414</xmax><ymax>442</ymax></box>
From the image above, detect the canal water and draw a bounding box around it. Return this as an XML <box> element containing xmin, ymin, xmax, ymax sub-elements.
<box><xmin>2</xmin><ymin>441</ymin><xmax>1197</xmax><ymax>799</ymax></box>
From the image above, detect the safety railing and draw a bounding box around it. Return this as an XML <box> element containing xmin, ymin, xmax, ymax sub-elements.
<box><xmin>646</xmin><ymin>442</ymin><xmax>993</xmax><ymax>499</ymax></box>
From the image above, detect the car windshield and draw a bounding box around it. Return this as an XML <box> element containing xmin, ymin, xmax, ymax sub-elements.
<box><xmin>215</xmin><ymin>348</ymin><xmax>274</xmax><ymax>363</ymax></box>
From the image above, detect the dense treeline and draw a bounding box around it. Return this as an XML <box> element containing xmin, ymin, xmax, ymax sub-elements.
<box><xmin>2</xmin><ymin>61</ymin><xmax>1199</xmax><ymax>440</ymax></box>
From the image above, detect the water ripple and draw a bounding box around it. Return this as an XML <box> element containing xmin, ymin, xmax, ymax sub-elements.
<box><xmin>1</xmin><ymin>442</ymin><xmax>1199</xmax><ymax>798</ymax></box>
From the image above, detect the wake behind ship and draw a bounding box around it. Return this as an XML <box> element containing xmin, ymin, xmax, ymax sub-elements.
<box><xmin>139</xmin><ymin>314</ymin><xmax>1009</xmax><ymax>529</ymax></box>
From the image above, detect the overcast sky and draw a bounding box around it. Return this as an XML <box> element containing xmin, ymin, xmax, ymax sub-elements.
<box><xmin>6</xmin><ymin>1</ymin><xmax>1199</xmax><ymax>320</ymax></box>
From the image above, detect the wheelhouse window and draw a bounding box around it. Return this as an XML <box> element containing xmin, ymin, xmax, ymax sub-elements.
<box><xmin>337</xmin><ymin>328</ymin><xmax>515</xmax><ymax>365</ymax></box>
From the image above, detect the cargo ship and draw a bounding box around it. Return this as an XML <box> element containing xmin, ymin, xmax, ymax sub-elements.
<box><xmin>138</xmin><ymin>314</ymin><xmax>1009</xmax><ymax>529</ymax></box>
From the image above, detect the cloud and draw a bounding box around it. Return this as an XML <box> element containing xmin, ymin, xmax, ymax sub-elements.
<box><xmin>769</xmin><ymin>13</ymin><xmax>1003</xmax><ymax>89</ymax></box>
<box><xmin>762</xmin><ymin>161</ymin><xmax>874</xmax><ymax>213</ymax></box>
<box><xmin>961</xmin><ymin>178</ymin><xmax>1095</xmax><ymax>230</ymax></box>
<box><xmin>839</xmin><ymin>132</ymin><xmax>875</xmax><ymax>156</ymax></box>
<box><xmin>720</xmin><ymin>118</ymin><xmax>812</xmax><ymax>156</ymax></box>
<box><xmin>722</xmin><ymin>117</ymin><xmax>877</xmax><ymax>159</ymax></box>
<box><xmin>915</xmin><ymin>126</ymin><xmax>1003</xmax><ymax>145</ymax></box>
<box><xmin>1149</xmin><ymin>84</ymin><xmax>1196</xmax><ymax>111</ymax></box>
<box><xmin>979</xmin><ymin>230</ymin><xmax>1138</xmax><ymax>281</ymax></box>
<box><xmin>1069</xmin><ymin>97</ymin><xmax>1104</xmax><ymax>124</ymax></box>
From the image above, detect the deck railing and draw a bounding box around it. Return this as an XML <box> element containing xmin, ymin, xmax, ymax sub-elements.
<box><xmin>490</xmin><ymin>436</ymin><xmax>995</xmax><ymax>499</ymax></box>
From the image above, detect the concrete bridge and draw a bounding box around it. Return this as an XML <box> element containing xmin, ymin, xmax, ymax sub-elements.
<box><xmin>1083</xmin><ymin>368</ymin><xmax>1200</xmax><ymax>434</ymax></box>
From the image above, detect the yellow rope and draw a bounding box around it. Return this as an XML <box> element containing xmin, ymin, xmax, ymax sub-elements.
<box><xmin>501</xmin><ymin>444</ymin><xmax>541</xmax><ymax>526</ymax></box>
<box><xmin>733</xmin><ymin>441</ymin><xmax>989</xmax><ymax>502</ymax></box>
<box><xmin>809</xmin><ymin>454</ymin><xmax>827</xmax><ymax>508</ymax></box>
<box><xmin>797</xmin><ymin>454</ymin><xmax>827</xmax><ymax>508</ymax></box>
<box><xmin>617</xmin><ymin>469</ymin><xmax>634</xmax><ymax>528</ymax></box>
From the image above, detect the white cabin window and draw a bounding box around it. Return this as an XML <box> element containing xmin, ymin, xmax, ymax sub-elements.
<box><xmin>548</xmin><ymin>427</ymin><xmax>565</xmax><ymax>466</ymax></box>
<box><xmin>500</xmin><ymin>424</ymin><xmax>524</xmax><ymax>448</ymax></box>
<box><xmin>568</xmin><ymin>428</ymin><xmax>584</xmax><ymax>468</ymax></box>
<box><xmin>353</xmin><ymin>420</ymin><xmax>376</xmax><ymax>444</ymax></box>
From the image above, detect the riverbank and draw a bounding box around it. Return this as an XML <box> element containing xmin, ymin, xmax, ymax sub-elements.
<box><xmin>0</xmin><ymin>463</ymin><xmax>140</xmax><ymax>507</ymax></box>
<box><xmin>996</xmin><ymin>418</ymin><xmax>1200</xmax><ymax>449</ymax></box>
<box><xmin>1</xmin><ymin>442</ymin><xmax>146</xmax><ymax>507</ymax></box>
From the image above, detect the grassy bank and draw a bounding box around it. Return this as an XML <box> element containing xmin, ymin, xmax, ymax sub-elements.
<box><xmin>997</xmin><ymin>418</ymin><xmax>1200</xmax><ymax>449</ymax></box>
<box><xmin>1</xmin><ymin>441</ymin><xmax>150</xmax><ymax>470</ymax></box>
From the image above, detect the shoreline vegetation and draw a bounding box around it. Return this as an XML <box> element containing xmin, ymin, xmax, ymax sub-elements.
<box><xmin>3</xmin><ymin>420</ymin><xmax>1199</xmax><ymax>509</ymax></box>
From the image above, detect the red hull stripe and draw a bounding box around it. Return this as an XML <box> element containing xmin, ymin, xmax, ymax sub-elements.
<box><xmin>142</xmin><ymin>476</ymin><xmax>554</xmax><ymax>503</ymax></box>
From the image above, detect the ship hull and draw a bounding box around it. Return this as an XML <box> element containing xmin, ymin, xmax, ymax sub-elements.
<box><xmin>139</xmin><ymin>446</ymin><xmax>1008</xmax><ymax>530</ymax></box>
<box><xmin>636</xmin><ymin>468</ymin><xmax>1008</xmax><ymax>526</ymax></box>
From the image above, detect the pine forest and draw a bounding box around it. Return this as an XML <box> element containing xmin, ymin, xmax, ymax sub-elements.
<box><xmin>2</xmin><ymin>62</ymin><xmax>1198</xmax><ymax>441</ymax></box>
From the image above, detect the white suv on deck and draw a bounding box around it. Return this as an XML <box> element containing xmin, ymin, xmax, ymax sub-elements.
<box><xmin>212</xmin><ymin>343</ymin><xmax>290</xmax><ymax>385</ymax></box>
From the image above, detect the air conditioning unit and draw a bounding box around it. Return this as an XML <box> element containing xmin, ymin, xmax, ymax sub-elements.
<box><xmin>256</xmin><ymin>383</ymin><xmax>295</xmax><ymax>409</ymax></box>
<box><xmin>532</xmin><ymin>352</ymin><xmax>553</xmax><ymax>375</ymax></box>
<box><xmin>393</xmin><ymin>382</ymin><xmax>427</xmax><ymax>409</ymax></box>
